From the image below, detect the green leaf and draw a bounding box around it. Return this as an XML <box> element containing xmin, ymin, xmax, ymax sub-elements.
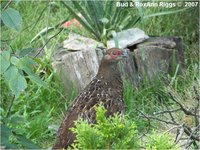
<box><xmin>18</xmin><ymin>56</ymin><xmax>36</xmax><ymax>75</ymax></box>
<box><xmin>0</xmin><ymin>124</ymin><xmax>19</xmax><ymax>149</ymax></box>
<box><xmin>3</xmin><ymin>66</ymin><xmax>18</xmax><ymax>82</ymax></box>
<box><xmin>10</xmin><ymin>56</ymin><xmax>20</xmax><ymax>66</ymax></box>
<box><xmin>1</xmin><ymin>124</ymin><xmax>12</xmax><ymax>137</ymax></box>
<box><xmin>17</xmin><ymin>56</ymin><xmax>47</xmax><ymax>88</ymax></box>
<box><xmin>15</xmin><ymin>134</ymin><xmax>39</xmax><ymax>149</ymax></box>
<box><xmin>10</xmin><ymin>116</ymin><xmax>24</xmax><ymax>124</ymax></box>
<box><xmin>0</xmin><ymin>51</ymin><xmax>11</xmax><ymax>74</ymax></box>
<box><xmin>4</xmin><ymin>66</ymin><xmax>27</xmax><ymax>97</ymax></box>
<box><xmin>18</xmin><ymin>47</ymin><xmax>35</xmax><ymax>57</ymax></box>
<box><xmin>1</xmin><ymin>136</ymin><xmax>19</xmax><ymax>149</ymax></box>
<box><xmin>10</xmin><ymin>72</ymin><xmax>27</xmax><ymax>97</ymax></box>
<box><xmin>1</xmin><ymin>8</ymin><xmax>22</xmax><ymax>32</ymax></box>
<box><xmin>28</xmin><ymin>75</ymin><xmax>48</xmax><ymax>88</ymax></box>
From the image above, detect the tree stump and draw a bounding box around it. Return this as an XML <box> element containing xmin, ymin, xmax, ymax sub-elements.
<box><xmin>51</xmin><ymin>29</ymin><xmax>184</xmax><ymax>94</ymax></box>
<box><xmin>51</xmin><ymin>33</ymin><xmax>104</xmax><ymax>93</ymax></box>
<box><xmin>130</xmin><ymin>36</ymin><xmax>184</xmax><ymax>81</ymax></box>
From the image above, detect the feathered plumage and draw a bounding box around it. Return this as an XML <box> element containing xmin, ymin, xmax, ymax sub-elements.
<box><xmin>53</xmin><ymin>48</ymin><xmax>128</xmax><ymax>149</ymax></box>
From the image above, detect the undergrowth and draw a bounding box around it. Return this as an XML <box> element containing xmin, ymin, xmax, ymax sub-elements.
<box><xmin>70</xmin><ymin>104</ymin><xmax>178</xmax><ymax>149</ymax></box>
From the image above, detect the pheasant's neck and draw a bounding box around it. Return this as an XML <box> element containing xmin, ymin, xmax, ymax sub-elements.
<box><xmin>96</xmin><ymin>60</ymin><xmax>122</xmax><ymax>86</ymax></box>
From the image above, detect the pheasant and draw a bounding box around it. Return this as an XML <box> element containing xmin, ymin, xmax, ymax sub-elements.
<box><xmin>53</xmin><ymin>48</ymin><xmax>128</xmax><ymax>149</ymax></box>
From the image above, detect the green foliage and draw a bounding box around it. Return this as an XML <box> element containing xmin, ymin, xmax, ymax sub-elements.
<box><xmin>0</xmin><ymin>51</ymin><xmax>11</xmax><ymax>74</ymax></box>
<box><xmin>62</xmin><ymin>1</ymin><xmax>140</xmax><ymax>45</ymax></box>
<box><xmin>1</xmin><ymin>71</ymin><xmax>69</xmax><ymax>148</ymax></box>
<box><xmin>145</xmin><ymin>131</ymin><xmax>178</xmax><ymax>150</ymax></box>
<box><xmin>17</xmin><ymin>47</ymin><xmax>35</xmax><ymax>58</ymax></box>
<box><xmin>3</xmin><ymin>65</ymin><xmax>27</xmax><ymax>97</ymax></box>
<box><xmin>1</xmin><ymin>1</ymin><xmax>70</xmax><ymax>148</ymax></box>
<box><xmin>70</xmin><ymin>105</ymin><xmax>180</xmax><ymax>150</ymax></box>
<box><xmin>70</xmin><ymin>105</ymin><xmax>139</xmax><ymax>149</ymax></box>
<box><xmin>0</xmin><ymin>50</ymin><xmax>48</xmax><ymax>97</ymax></box>
<box><xmin>1</xmin><ymin>8</ymin><xmax>22</xmax><ymax>32</ymax></box>
<box><xmin>0</xmin><ymin>124</ymin><xmax>39</xmax><ymax>149</ymax></box>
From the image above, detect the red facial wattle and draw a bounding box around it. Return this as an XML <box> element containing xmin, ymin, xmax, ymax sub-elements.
<box><xmin>110</xmin><ymin>51</ymin><xmax>122</xmax><ymax>60</ymax></box>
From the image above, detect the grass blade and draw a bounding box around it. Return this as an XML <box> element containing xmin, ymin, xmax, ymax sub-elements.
<box><xmin>71</xmin><ymin>1</ymin><xmax>94</xmax><ymax>29</ymax></box>
<box><xmin>143</xmin><ymin>8</ymin><xmax>190</xmax><ymax>19</ymax></box>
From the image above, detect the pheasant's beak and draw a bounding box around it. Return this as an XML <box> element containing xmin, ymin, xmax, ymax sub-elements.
<box><xmin>121</xmin><ymin>50</ymin><xmax>128</xmax><ymax>58</ymax></box>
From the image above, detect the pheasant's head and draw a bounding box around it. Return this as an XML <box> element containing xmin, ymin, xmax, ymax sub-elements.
<box><xmin>103</xmin><ymin>48</ymin><xmax>128</xmax><ymax>62</ymax></box>
<box><xmin>104</xmin><ymin>48</ymin><xmax>128</xmax><ymax>62</ymax></box>
<box><xmin>97</xmin><ymin>48</ymin><xmax>128</xmax><ymax>83</ymax></box>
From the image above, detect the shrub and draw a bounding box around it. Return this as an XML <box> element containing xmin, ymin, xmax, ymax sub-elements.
<box><xmin>145</xmin><ymin>131</ymin><xmax>178</xmax><ymax>150</ymax></box>
<box><xmin>70</xmin><ymin>104</ymin><xmax>139</xmax><ymax>149</ymax></box>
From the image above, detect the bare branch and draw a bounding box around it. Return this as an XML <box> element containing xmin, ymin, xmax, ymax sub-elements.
<box><xmin>153</xmin><ymin>108</ymin><xmax>181</xmax><ymax>115</ymax></box>
<box><xmin>136</xmin><ymin>109</ymin><xmax>179</xmax><ymax>126</ymax></box>
<box><xmin>193</xmin><ymin>86</ymin><xmax>200</xmax><ymax>126</ymax></box>
<box><xmin>169</xmin><ymin>93</ymin><xmax>199</xmax><ymax>116</ymax></box>
<box><xmin>184</xmin><ymin>125</ymin><xmax>200</xmax><ymax>141</ymax></box>
<box><xmin>34</xmin><ymin>28</ymin><xmax>64</xmax><ymax>58</ymax></box>
<box><xmin>185</xmin><ymin>140</ymin><xmax>194</xmax><ymax>149</ymax></box>
<box><xmin>163</xmin><ymin>125</ymin><xmax>180</xmax><ymax>134</ymax></box>
<box><xmin>6</xmin><ymin>95</ymin><xmax>15</xmax><ymax>118</ymax></box>
<box><xmin>175</xmin><ymin>125</ymin><xmax>185</xmax><ymax>144</ymax></box>
<box><xmin>3</xmin><ymin>0</ymin><xmax>12</xmax><ymax>10</ymax></box>
<box><xmin>193</xmin><ymin>86</ymin><xmax>200</xmax><ymax>102</ymax></box>
<box><xmin>139</xmin><ymin>117</ymin><xmax>151</xmax><ymax>139</ymax></box>
<box><xmin>165</xmin><ymin>104</ymin><xmax>178</xmax><ymax>123</ymax></box>
<box><xmin>185</xmin><ymin>125</ymin><xmax>200</xmax><ymax>148</ymax></box>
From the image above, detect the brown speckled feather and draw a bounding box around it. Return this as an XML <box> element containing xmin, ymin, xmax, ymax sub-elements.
<box><xmin>53</xmin><ymin>48</ymin><xmax>126</xmax><ymax>149</ymax></box>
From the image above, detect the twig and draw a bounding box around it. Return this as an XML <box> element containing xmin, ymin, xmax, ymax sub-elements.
<box><xmin>6</xmin><ymin>95</ymin><xmax>15</xmax><ymax>118</ymax></box>
<box><xmin>185</xmin><ymin>125</ymin><xmax>200</xmax><ymax>148</ymax></box>
<box><xmin>164</xmin><ymin>125</ymin><xmax>181</xmax><ymax>134</ymax></box>
<box><xmin>169</xmin><ymin>93</ymin><xmax>199</xmax><ymax>116</ymax></box>
<box><xmin>139</xmin><ymin>117</ymin><xmax>151</xmax><ymax>139</ymax></box>
<box><xmin>185</xmin><ymin>140</ymin><xmax>194</xmax><ymax>149</ymax></box>
<box><xmin>153</xmin><ymin>108</ymin><xmax>181</xmax><ymax>115</ymax></box>
<box><xmin>165</xmin><ymin>104</ymin><xmax>178</xmax><ymax>123</ymax></box>
<box><xmin>34</xmin><ymin>28</ymin><xmax>64</xmax><ymax>58</ymax></box>
<box><xmin>175</xmin><ymin>124</ymin><xmax>185</xmax><ymax>144</ymax></box>
<box><xmin>193</xmin><ymin>86</ymin><xmax>200</xmax><ymax>101</ymax></box>
<box><xmin>193</xmin><ymin>86</ymin><xmax>200</xmax><ymax>127</ymax></box>
<box><xmin>136</xmin><ymin>109</ymin><xmax>179</xmax><ymax>125</ymax></box>
<box><xmin>184</xmin><ymin>125</ymin><xmax>200</xmax><ymax>141</ymax></box>
<box><xmin>3</xmin><ymin>0</ymin><xmax>12</xmax><ymax>10</ymax></box>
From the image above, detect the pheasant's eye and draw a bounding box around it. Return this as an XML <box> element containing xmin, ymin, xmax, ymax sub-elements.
<box><xmin>112</xmin><ymin>51</ymin><xmax>121</xmax><ymax>55</ymax></box>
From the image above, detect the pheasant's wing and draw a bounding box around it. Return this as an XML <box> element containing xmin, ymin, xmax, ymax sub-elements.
<box><xmin>53</xmin><ymin>77</ymin><xmax>124</xmax><ymax>149</ymax></box>
<box><xmin>53</xmin><ymin>78</ymin><xmax>103</xmax><ymax>148</ymax></box>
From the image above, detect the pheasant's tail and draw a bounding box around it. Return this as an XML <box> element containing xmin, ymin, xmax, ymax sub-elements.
<box><xmin>53</xmin><ymin>110</ymin><xmax>78</xmax><ymax>149</ymax></box>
